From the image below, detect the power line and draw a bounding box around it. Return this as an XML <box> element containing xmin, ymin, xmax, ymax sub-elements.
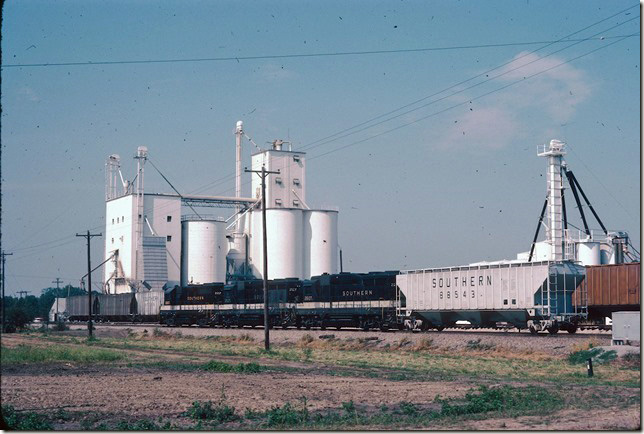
<box><xmin>4</xmin><ymin>9</ymin><xmax>638</xmax><ymax>261</ymax></box>
<box><xmin>301</xmin><ymin>5</ymin><xmax>638</xmax><ymax>149</ymax></box>
<box><xmin>145</xmin><ymin>8</ymin><xmax>640</xmax><ymax>200</ymax></box>
<box><xmin>1</xmin><ymin>34</ymin><xmax>634</xmax><ymax>69</ymax></box>
<box><xmin>298</xmin><ymin>20</ymin><xmax>639</xmax><ymax>154</ymax></box>
<box><xmin>307</xmin><ymin>33</ymin><xmax>638</xmax><ymax>163</ymax></box>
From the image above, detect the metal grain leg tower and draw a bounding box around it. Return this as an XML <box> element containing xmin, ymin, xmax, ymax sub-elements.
<box><xmin>538</xmin><ymin>139</ymin><xmax>566</xmax><ymax>261</ymax></box>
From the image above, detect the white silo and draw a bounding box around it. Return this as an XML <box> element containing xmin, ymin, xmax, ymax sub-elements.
<box><xmin>576</xmin><ymin>240</ymin><xmax>601</xmax><ymax>266</ymax></box>
<box><xmin>303</xmin><ymin>210</ymin><xmax>339</xmax><ymax>278</ymax></box>
<box><xmin>249</xmin><ymin>209</ymin><xmax>303</xmax><ymax>279</ymax></box>
<box><xmin>181</xmin><ymin>218</ymin><xmax>227</xmax><ymax>285</ymax></box>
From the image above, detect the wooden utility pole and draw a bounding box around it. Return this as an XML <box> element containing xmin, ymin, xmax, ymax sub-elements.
<box><xmin>52</xmin><ymin>277</ymin><xmax>63</xmax><ymax>321</ymax></box>
<box><xmin>245</xmin><ymin>165</ymin><xmax>279</xmax><ymax>351</ymax></box>
<box><xmin>76</xmin><ymin>231</ymin><xmax>102</xmax><ymax>337</ymax></box>
<box><xmin>1</xmin><ymin>251</ymin><xmax>13</xmax><ymax>333</ymax></box>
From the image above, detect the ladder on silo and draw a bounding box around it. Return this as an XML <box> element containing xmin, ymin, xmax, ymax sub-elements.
<box><xmin>547</xmin><ymin>267</ymin><xmax>559</xmax><ymax>318</ymax></box>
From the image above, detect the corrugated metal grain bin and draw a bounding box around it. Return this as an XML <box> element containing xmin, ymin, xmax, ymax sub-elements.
<box><xmin>96</xmin><ymin>293</ymin><xmax>135</xmax><ymax>316</ymax></box>
<box><xmin>135</xmin><ymin>290</ymin><xmax>164</xmax><ymax>316</ymax></box>
<box><xmin>573</xmin><ymin>262</ymin><xmax>640</xmax><ymax>310</ymax></box>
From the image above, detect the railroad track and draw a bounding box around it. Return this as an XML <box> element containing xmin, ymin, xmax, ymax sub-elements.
<box><xmin>66</xmin><ymin>321</ymin><xmax>612</xmax><ymax>337</ymax></box>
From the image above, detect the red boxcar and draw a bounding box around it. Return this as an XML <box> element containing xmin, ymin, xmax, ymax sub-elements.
<box><xmin>573</xmin><ymin>262</ymin><xmax>640</xmax><ymax>320</ymax></box>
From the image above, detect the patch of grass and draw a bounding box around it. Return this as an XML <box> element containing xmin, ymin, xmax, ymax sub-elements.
<box><xmin>398</xmin><ymin>401</ymin><xmax>419</xmax><ymax>416</ymax></box>
<box><xmin>184</xmin><ymin>386</ymin><xmax>239</xmax><ymax>424</ymax></box>
<box><xmin>466</xmin><ymin>338</ymin><xmax>496</xmax><ymax>351</ymax></box>
<box><xmin>413</xmin><ymin>337</ymin><xmax>435</xmax><ymax>351</ymax></box>
<box><xmin>2</xmin><ymin>405</ymin><xmax>53</xmax><ymax>430</ymax></box>
<box><xmin>32</xmin><ymin>333</ymin><xmax>638</xmax><ymax>387</ymax></box>
<box><xmin>620</xmin><ymin>352</ymin><xmax>640</xmax><ymax>370</ymax></box>
<box><xmin>185</xmin><ymin>400</ymin><xmax>238</xmax><ymax>423</ymax></box>
<box><xmin>53</xmin><ymin>321</ymin><xmax>69</xmax><ymax>332</ymax></box>
<box><xmin>202</xmin><ymin>360</ymin><xmax>263</xmax><ymax>373</ymax></box>
<box><xmin>264</xmin><ymin>399</ymin><xmax>309</xmax><ymax>428</ymax></box>
<box><xmin>53</xmin><ymin>408</ymin><xmax>73</xmax><ymax>421</ymax></box>
<box><xmin>238</xmin><ymin>333</ymin><xmax>255</xmax><ymax>342</ymax></box>
<box><xmin>568</xmin><ymin>347</ymin><xmax>617</xmax><ymax>365</ymax></box>
<box><xmin>437</xmin><ymin>385</ymin><xmax>561</xmax><ymax>417</ymax></box>
<box><xmin>1</xmin><ymin>344</ymin><xmax>124</xmax><ymax>364</ymax></box>
<box><xmin>152</xmin><ymin>328</ymin><xmax>170</xmax><ymax>337</ymax></box>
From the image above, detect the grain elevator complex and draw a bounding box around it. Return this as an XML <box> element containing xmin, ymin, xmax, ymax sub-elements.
<box><xmin>88</xmin><ymin>124</ymin><xmax>639</xmax><ymax>334</ymax></box>
<box><xmin>103</xmin><ymin>121</ymin><xmax>338</xmax><ymax>294</ymax></box>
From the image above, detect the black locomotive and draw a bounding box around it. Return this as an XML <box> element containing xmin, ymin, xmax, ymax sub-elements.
<box><xmin>159</xmin><ymin>271</ymin><xmax>403</xmax><ymax>331</ymax></box>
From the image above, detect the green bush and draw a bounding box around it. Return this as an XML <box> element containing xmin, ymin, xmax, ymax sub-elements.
<box><xmin>438</xmin><ymin>385</ymin><xmax>559</xmax><ymax>417</ymax></box>
<box><xmin>568</xmin><ymin>347</ymin><xmax>617</xmax><ymax>365</ymax></box>
<box><xmin>54</xmin><ymin>321</ymin><xmax>69</xmax><ymax>331</ymax></box>
<box><xmin>2</xmin><ymin>405</ymin><xmax>53</xmax><ymax>430</ymax></box>
<box><xmin>185</xmin><ymin>400</ymin><xmax>238</xmax><ymax>423</ymax></box>
<box><xmin>265</xmin><ymin>402</ymin><xmax>309</xmax><ymax>427</ymax></box>
<box><xmin>398</xmin><ymin>401</ymin><xmax>418</xmax><ymax>416</ymax></box>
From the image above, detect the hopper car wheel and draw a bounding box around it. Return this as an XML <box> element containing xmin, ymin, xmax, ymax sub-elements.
<box><xmin>567</xmin><ymin>326</ymin><xmax>577</xmax><ymax>334</ymax></box>
<box><xmin>435</xmin><ymin>326</ymin><xmax>445</xmax><ymax>332</ymax></box>
<box><xmin>547</xmin><ymin>325</ymin><xmax>559</xmax><ymax>335</ymax></box>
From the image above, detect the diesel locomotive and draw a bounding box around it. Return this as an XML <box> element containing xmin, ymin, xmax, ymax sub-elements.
<box><xmin>159</xmin><ymin>271</ymin><xmax>403</xmax><ymax>331</ymax></box>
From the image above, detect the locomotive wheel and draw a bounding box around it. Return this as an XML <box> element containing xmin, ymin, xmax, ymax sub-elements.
<box><xmin>566</xmin><ymin>325</ymin><xmax>578</xmax><ymax>334</ymax></box>
<box><xmin>529</xmin><ymin>325</ymin><xmax>538</xmax><ymax>335</ymax></box>
<box><xmin>547</xmin><ymin>325</ymin><xmax>559</xmax><ymax>335</ymax></box>
<box><xmin>435</xmin><ymin>326</ymin><xmax>445</xmax><ymax>332</ymax></box>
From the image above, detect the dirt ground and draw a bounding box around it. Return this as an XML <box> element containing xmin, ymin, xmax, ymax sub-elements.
<box><xmin>1</xmin><ymin>327</ymin><xmax>640</xmax><ymax>430</ymax></box>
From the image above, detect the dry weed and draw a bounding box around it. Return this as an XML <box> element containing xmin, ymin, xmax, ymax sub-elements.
<box><xmin>412</xmin><ymin>338</ymin><xmax>435</xmax><ymax>351</ymax></box>
<box><xmin>296</xmin><ymin>334</ymin><xmax>314</xmax><ymax>348</ymax></box>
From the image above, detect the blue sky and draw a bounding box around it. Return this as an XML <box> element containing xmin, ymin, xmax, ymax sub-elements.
<box><xmin>1</xmin><ymin>0</ymin><xmax>640</xmax><ymax>295</ymax></box>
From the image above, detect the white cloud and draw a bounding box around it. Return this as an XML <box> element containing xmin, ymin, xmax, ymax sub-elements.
<box><xmin>433</xmin><ymin>51</ymin><xmax>592</xmax><ymax>151</ymax></box>
<box><xmin>495</xmin><ymin>51</ymin><xmax>592</xmax><ymax>120</ymax></box>
<box><xmin>17</xmin><ymin>86</ymin><xmax>40</xmax><ymax>102</ymax></box>
<box><xmin>439</xmin><ymin>106</ymin><xmax>518</xmax><ymax>150</ymax></box>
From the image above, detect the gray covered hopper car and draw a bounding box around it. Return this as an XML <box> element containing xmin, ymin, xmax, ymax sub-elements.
<box><xmin>397</xmin><ymin>260</ymin><xmax>585</xmax><ymax>334</ymax></box>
